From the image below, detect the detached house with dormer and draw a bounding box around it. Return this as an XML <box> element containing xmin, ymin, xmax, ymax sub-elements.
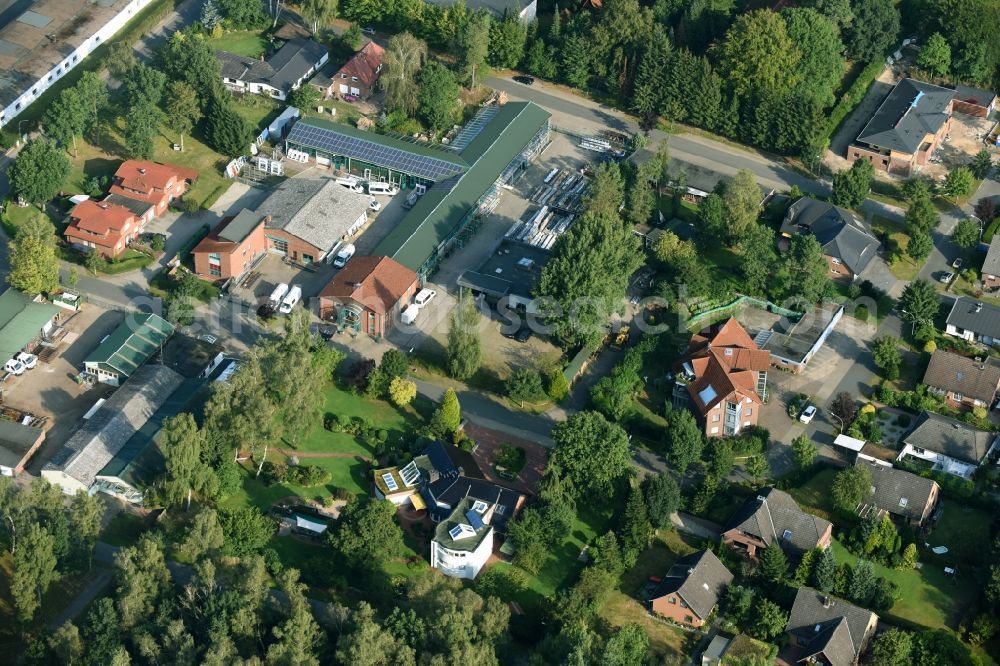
<box><xmin>779</xmin><ymin>197</ymin><xmax>880</xmax><ymax>282</ymax></box>
<box><xmin>673</xmin><ymin>318</ymin><xmax>770</xmax><ymax>438</ymax></box>
<box><xmin>64</xmin><ymin>199</ymin><xmax>141</xmax><ymax>258</ymax></box>
<box><xmin>722</xmin><ymin>487</ymin><xmax>832</xmax><ymax>559</ymax></box>
<box><xmin>110</xmin><ymin>160</ymin><xmax>198</xmax><ymax>216</ymax></box>
<box><xmin>650</xmin><ymin>549</ymin><xmax>734</xmax><ymax>627</ymax></box>
<box><xmin>785</xmin><ymin>588</ymin><xmax>878</xmax><ymax>666</ymax></box>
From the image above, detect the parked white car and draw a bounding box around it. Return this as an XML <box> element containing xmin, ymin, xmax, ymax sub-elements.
<box><xmin>4</xmin><ymin>358</ymin><xmax>25</xmax><ymax>376</ymax></box>
<box><xmin>414</xmin><ymin>288</ymin><xmax>437</xmax><ymax>308</ymax></box>
<box><xmin>369</xmin><ymin>200</ymin><xmax>382</xmax><ymax>212</ymax></box>
<box><xmin>16</xmin><ymin>352</ymin><xmax>37</xmax><ymax>369</ymax></box>
<box><xmin>799</xmin><ymin>405</ymin><xmax>817</xmax><ymax>424</ymax></box>
<box><xmin>333</xmin><ymin>244</ymin><xmax>356</xmax><ymax>268</ymax></box>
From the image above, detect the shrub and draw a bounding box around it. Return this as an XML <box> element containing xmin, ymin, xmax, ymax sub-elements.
<box><xmin>215</xmin><ymin>464</ymin><xmax>243</xmax><ymax>497</ymax></box>
<box><xmin>262</xmin><ymin>547</ymin><xmax>283</xmax><ymax>575</ymax></box>
<box><xmin>150</xmin><ymin>234</ymin><xmax>166</xmax><ymax>252</ymax></box>
<box><xmin>288</xmin><ymin>465</ymin><xmax>332</xmax><ymax>487</ymax></box>
<box><xmin>262</xmin><ymin>461</ymin><xmax>288</xmax><ymax>485</ymax></box>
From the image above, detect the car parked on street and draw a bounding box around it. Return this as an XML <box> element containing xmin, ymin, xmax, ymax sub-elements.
<box><xmin>513</xmin><ymin>75</ymin><xmax>535</xmax><ymax>85</ymax></box>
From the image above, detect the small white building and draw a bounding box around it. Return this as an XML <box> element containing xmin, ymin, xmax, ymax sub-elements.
<box><xmin>898</xmin><ymin>411</ymin><xmax>999</xmax><ymax>479</ymax></box>
<box><xmin>217</xmin><ymin>38</ymin><xmax>329</xmax><ymax>101</ymax></box>
<box><xmin>430</xmin><ymin>498</ymin><xmax>496</xmax><ymax>580</ymax></box>
<box><xmin>945</xmin><ymin>297</ymin><xmax>1000</xmax><ymax>347</ymax></box>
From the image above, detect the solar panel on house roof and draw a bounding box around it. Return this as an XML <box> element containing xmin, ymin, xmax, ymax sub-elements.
<box><xmin>382</xmin><ymin>473</ymin><xmax>398</xmax><ymax>492</ymax></box>
<box><xmin>449</xmin><ymin>524</ymin><xmax>464</xmax><ymax>540</ymax></box>
<box><xmin>286</xmin><ymin>124</ymin><xmax>465</xmax><ymax>181</ymax></box>
<box><xmin>466</xmin><ymin>510</ymin><xmax>484</xmax><ymax>530</ymax></box>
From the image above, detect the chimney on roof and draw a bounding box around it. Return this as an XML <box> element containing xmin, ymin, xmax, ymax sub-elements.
<box><xmin>822</xmin><ymin>596</ymin><xmax>832</xmax><ymax>609</ymax></box>
<box><xmin>975</xmin><ymin>302</ymin><xmax>984</xmax><ymax>313</ymax></box>
<box><xmin>138</xmin><ymin>168</ymin><xmax>146</xmax><ymax>174</ymax></box>
<box><xmin>353</xmin><ymin>282</ymin><xmax>363</xmax><ymax>289</ymax></box>
<box><xmin>814</xmin><ymin>623</ymin><xmax>821</xmax><ymax>633</ymax></box>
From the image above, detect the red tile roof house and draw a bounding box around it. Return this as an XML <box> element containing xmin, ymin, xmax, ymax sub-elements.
<box><xmin>318</xmin><ymin>256</ymin><xmax>419</xmax><ymax>338</ymax></box>
<box><xmin>64</xmin><ymin>199</ymin><xmax>140</xmax><ymax>258</ymax></box>
<box><xmin>109</xmin><ymin>160</ymin><xmax>198</xmax><ymax>217</ymax></box>
<box><xmin>313</xmin><ymin>41</ymin><xmax>385</xmax><ymax>100</ymax></box>
<box><xmin>192</xmin><ymin>210</ymin><xmax>270</xmax><ymax>280</ymax></box>
<box><xmin>672</xmin><ymin>318</ymin><xmax>770</xmax><ymax>437</ymax></box>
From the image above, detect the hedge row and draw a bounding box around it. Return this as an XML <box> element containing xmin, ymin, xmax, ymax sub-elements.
<box><xmin>823</xmin><ymin>59</ymin><xmax>887</xmax><ymax>146</ymax></box>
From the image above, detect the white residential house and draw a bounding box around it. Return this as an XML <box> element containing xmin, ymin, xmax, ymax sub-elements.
<box><xmin>898</xmin><ymin>411</ymin><xmax>1000</xmax><ymax>479</ymax></box>
<box><xmin>217</xmin><ymin>38</ymin><xmax>329</xmax><ymax>101</ymax></box>
<box><xmin>945</xmin><ymin>297</ymin><xmax>1000</xmax><ymax>347</ymax></box>
<box><xmin>430</xmin><ymin>498</ymin><xmax>496</xmax><ymax>580</ymax></box>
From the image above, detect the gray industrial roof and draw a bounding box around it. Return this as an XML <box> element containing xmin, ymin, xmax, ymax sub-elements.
<box><xmin>856</xmin><ymin>78</ymin><xmax>954</xmax><ymax>154</ymax></box>
<box><xmin>216</xmin><ymin>38</ymin><xmax>328</xmax><ymax>93</ymax></box>
<box><xmin>0</xmin><ymin>419</ymin><xmax>43</xmax><ymax>469</ymax></box>
<box><xmin>43</xmin><ymin>365</ymin><xmax>184</xmax><ymax>489</ymax></box>
<box><xmin>781</xmin><ymin>197</ymin><xmax>880</xmax><ymax>275</ymax></box>
<box><xmin>787</xmin><ymin>588</ymin><xmax>877</xmax><ymax>666</ymax></box>
<box><xmin>218</xmin><ymin>209</ymin><xmax>266</xmax><ymax>244</ymax></box>
<box><xmin>256</xmin><ymin>178</ymin><xmax>370</xmax><ymax>252</ymax></box>
<box><xmin>903</xmin><ymin>411</ymin><xmax>996</xmax><ymax>465</ymax></box>
<box><xmin>946</xmin><ymin>296</ymin><xmax>1000</xmax><ymax>340</ymax></box>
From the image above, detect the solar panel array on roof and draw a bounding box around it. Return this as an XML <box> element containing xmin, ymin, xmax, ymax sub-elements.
<box><xmin>466</xmin><ymin>509</ymin><xmax>484</xmax><ymax>530</ymax></box>
<box><xmin>286</xmin><ymin>123</ymin><xmax>466</xmax><ymax>181</ymax></box>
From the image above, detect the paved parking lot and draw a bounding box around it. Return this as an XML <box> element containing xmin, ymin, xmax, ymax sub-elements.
<box><xmin>229</xmin><ymin>253</ymin><xmax>336</xmax><ymax>309</ymax></box>
<box><xmin>3</xmin><ymin>305</ymin><xmax>124</xmax><ymax>474</ymax></box>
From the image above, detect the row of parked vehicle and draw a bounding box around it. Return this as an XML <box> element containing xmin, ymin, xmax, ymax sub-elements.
<box><xmin>4</xmin><ymin>352</ymin><xmax>38</xmax><ymax>376</ymax></box>
<box><xmin>334</xmin><ymin>176</ymin><xmax>400</xmax><ymax>198</ymax></box>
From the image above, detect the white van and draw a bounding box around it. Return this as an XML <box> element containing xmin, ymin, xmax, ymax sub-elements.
<box><xmin>4</xmin><ymin>358</ymin><xmax>25</xmax><ymax>376</ymax></box>
<box><xmin>367</xmin><ymin>182</ymin><xmax>399</xmax><ymax>196</ymax></box>
<box><xmin>335</xmin><ymin>176</ymin><xmax>364</xmax><ymax>193</ymax></box>
<box><xmin>332</xmin><ymin>244</ymin><xmax>356</xmax><ymax>268</ymax></box>
<box><xmin>400</xmin><ymin>304</ymin><xmax>420</xmax><ymax>325</ymax></box>
<box><xmin>269</xmin><ymin>282</ymin><xmax>290</xmax><ymax>305</ymax></box>
<box><xmin>279</xmin><ymin>285</ymin><xmax>302</xmax><ymax>314</ymax></box>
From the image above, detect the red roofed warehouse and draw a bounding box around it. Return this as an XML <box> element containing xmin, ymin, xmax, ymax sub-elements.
<box><xmin>110</xmin><ymin>160</ymin><xmax>198</xmax><ymax>216</ymax></box>
<box><xmin>192</xmin><ymin>210</ymin><xmax>269</xmax><ymax>280</ymax></box>
<box><xmin>672</xmin><ymin>318</ymin><xmax>770</xmax><ymax>437</ymax></box>
<box><xmin>64</xmin><ymin>199</ymin><xmax>140</xmax><ymax>258</ymax></box>
<box><xmin>319</xmin><ymin>255</ymin><xmax>419</xmax><ymax>337</ymax></box>
<box><xmin>330</xmin><ymin>41</ymin><xmax>385</xmax><ymax>99</ymax></box>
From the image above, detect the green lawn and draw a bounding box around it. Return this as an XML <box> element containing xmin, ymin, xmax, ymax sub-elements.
<box><xmin>232</xmin><ymin>95</ymin><xmax>285</xmax><ymax>133</ymax></box>
<box><xmin>490</xmin><ymin>501</ymin><xmax>618</xmax><ymax>609</ymax></box>
<box><xmin>830</xmin><ymin>539</ymin><xmax>978</xmax><ymax>630</ymax></box>
<box><xmin>786</xmin><ymin>467</ymin><xmax>838</xmax><ymax>522</ymax></box>
<box><xmin>871</xmin><ymin>215</ymin><xmax>923</xmax><ymax>281</ymax></box>
<box><xmin>596</xmin><ymin>530</ymin><xmax>699</xmax><ymax>661</ymax></box>
<box><xmin>207</xmin><ymin>30</ymin><xmax>269</xmax><ymax>58</ymax></box>
<box><xmin>926</xmin><ymin>502</ymin><xmax>993</xmax><ymax>565</ymax></box>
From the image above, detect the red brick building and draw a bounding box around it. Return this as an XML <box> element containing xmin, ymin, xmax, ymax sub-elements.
<box><xmin>192</xmin><ymin>210</ymin><xmax>269</xmax><ymax>280</ymax></box>
<box><xmin>109</xmin><ymin>160</ymin><xmax>198</xmax><ymax>216</ymax></box>
<box><xmin>672</xmin><ymin>318</ymin><xmax>770</xmax><ymax>437</ymax></box>
<box><xmin>649</xmin><ymin>549</ymin><xmax>733</xmax><ymax>627</ymax></box>
<box><xmin>319</xmin><ymin>256</ymin><xmax>419</xmax><ymax>337</ymax></box>
<box><xmin>64</xmin><ymin>199</ymin><xmax>140</xmax><ymax>258</ymax></box>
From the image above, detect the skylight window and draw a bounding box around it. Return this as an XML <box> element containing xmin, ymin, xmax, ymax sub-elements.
<box><xmin>698</xmin><ymin>385</ymin><xmax>718</xmax><ymax>405</ymax></box>
<box><xmin>400</xmin><ymin>461</ymin><xmax>420</xmax><ymax>486</ymax></box>
<box><xmin>449</xmin><ymin>524</ymin><xmax>476</xmax><ymax>540</ymax></box>
<box><xmin>382</xmin><ymin>473</ymin><xmax>398</xmax><ymax>492</ymax></box>
<box><xmin>472</xmin><ymin>500</ymin><xmax>488</xmax><ymax>514</ymax></box>
<box><xmin>899</xmin><ymin>497</ymin><xmax>908</xmax><ymax>507</ymax></box>
<box><xmin>782</xmin><ymin>530</ymin><xmax>793</xmax><ymax>540</ymax></box>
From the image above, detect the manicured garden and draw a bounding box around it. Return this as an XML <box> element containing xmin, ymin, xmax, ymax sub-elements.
<box><xmin>830</xmin><ymin>539</ymin><xmax>978</xmax><ymax>630</ymax></box>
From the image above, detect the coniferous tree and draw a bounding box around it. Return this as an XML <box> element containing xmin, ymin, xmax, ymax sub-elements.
<box><xmin>759</xmin><ymin>542</ymin><xmax>788</xmax><ymax>583</ymax></box>
<box><xmin>813</xmin><ymin>546</ymin><xmax>836</xmax><ymax>592</ymax></box>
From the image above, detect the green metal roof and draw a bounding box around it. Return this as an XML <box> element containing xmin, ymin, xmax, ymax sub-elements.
<box><xmin>86</xmin><ymin>313</ymin><xmax>174</xmax><ymax>377</ymax></box>
<box><xmin>0</xmin><ymin>289</ymin><xmax>59</xmax><ymax>362</ymax></box>
<box><xmin>373</xmin><ymin>102</ymin><xmax>550</xmax><ymax>271</ymax></box>
<box><xmin>98</xmin><ymin>377</ymin><xmax>210</xmax><ymax>485</ymax></box>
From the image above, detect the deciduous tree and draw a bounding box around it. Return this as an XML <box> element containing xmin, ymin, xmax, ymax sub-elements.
<box><xmin>159</xmin><ymin>413</ymin><xmax>216</xmax><ymax>509</ymax></box>
<box><xmin>871</xmin><ymin>628</ymin><xmax>913</xmax><ymax>666</ymax></box>
<box><xmin>943</xmin><ymin>166</ymin><xmax>974</xmax><ymax>199</ymax></box>
<box><xmin>739</xmin><ymin>223</ymin><xmax>776</xmax><ymax>296</ymax></box>
<box><xmin>641</xmin><ymin>473</ymin><xmax>680</xmax><ymax>528</ymax></box>
<box><xmin>899</xmin><ymin>278</ymin><xmax>939</xmax><ymax>327</ymax></box>
<box><xmin>382</xmin><ymin>32</ymin><xmax>427</xmax><ymax>115</ymax></box>
<box><xmin>123</xmin><ymin>101</ymin><xmax>161</xmax><ymax>160</ymax></box>
<box><xmin>601</xmin><ymin>623</ymin><xmax>648</xmax><ymax>666</ymax></box>
<box><xmin>44</xmin><ymin>87</ymin><xmax>87</xmax><ymax>156</ymax></box>
<box><xmin>714</xmin><ymin>9</ymin><xmax>801</xmax><ymax>100</ymax></box>
<box><xmin>8</xmin><ymin>139</ymin><xmax>70</xmax><ymax>206</ymax></box>
<box><xmin>917</xmin><ymin>32</ymin><xmax>951</xmax><ymax>76</ymax></box>
<box><xmin>328</xmin><ymin>497</ymin><xmax>405</xmax><ymax>571</ymax></box>
<box><xmin>664</xmin><ymin>408</ymin><xmax>704</xmax><ymax>475</ymax></box>
<box><xmin>745</xmin><ymin>454</ymin><xmax>770</xmax><ymax>484</ymax></box>
<box><xmin>416</xmin><ymin>61</ymin><xmax>459</xmax><ymax>132</ymax></box>
<box><xmin>457</xmin><ymin>10</ymin><xmax>491</xmax><ymax>86</ymax></box>
<box><xmin>749</xmin><ymin>598</ymin><xmax>787</xmax><ymax>640</ymax></box>
<box><xmin>300</xmin><ymin>0</ymin><xmax>337</xmax><ymax>34</ymax></box>
<box><xmin>507</xmin><ymin>368</ymin><xmax>545</xmax><ymax>406</ymax></box>
<box><xmin>219</xmin><ymin>507</ymin><xmax>275</xmax><ymax>557</ymax></box>
<box><xmin>10</xmin><ymin>523</ymin><xmax>57</xmax><ymax>621</ymax></box>
<box><xmin>832</xmin><ymin>463</ymin><xmax>872</xmax><ymax>513</ymax></box>
<box><xmin>872</xmin><ymin>335</ymin><xmax>902</xmax><ymax>379</ymax></box>
<box><xmin>845</xmin><ymin>0</ymin><xmax>899</xmax><ymax>62</ymax></box>
<box><xmin>782</xmin><ymin>8</ymin><xmax>845</xmax><ymax>106</ymax></box>
<box><xmin>722</xmin><ymin>169</ymin><xmax>763</xmax><ymax>242</ymax></box>
<box><xmin>7</xmin><ymin>214</ymin><xmax>59</xmax><ymax>295</ymax></box>
<box><xmin>792</xmin><ymin>435</ymin><xmax>818</xmax><ymax>469</ymax></box>
<box><xmin>388</xmin><ymin>376</ymin><xmax>417</xmax><ymax>406</ymax></box>
<box><xmin>774</xmin><ymin>234</ymin><xmax>831</xmax><ymax>305</ymax></box>
<box><xmin>832</xmin><ymin>158</ymin><xmax>873</xmax><ymax>209</ymax></box>
<box><xmin>952</xmin><ymin>218</ymin><xmax>980</xmax><ymax>248</ymax></box>
<box><xmin>970</xmin><ymin>149</ymin><xmax>994</xmax><ymax>179</ymax></box>
<box><xmin>551</xmin><ymin>411</ymin><xmax>631</xmax><ymax>499</ymax></box>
